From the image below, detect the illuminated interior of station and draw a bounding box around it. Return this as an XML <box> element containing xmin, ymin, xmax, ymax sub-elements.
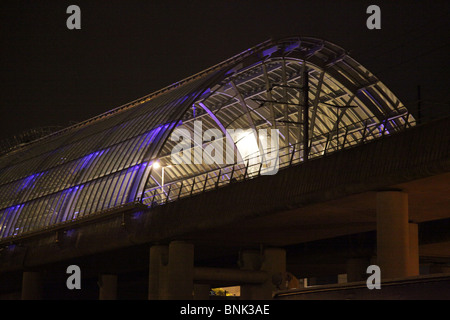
<box><xmin>0</xmin><ymin>37</ymin><xmax>414</xmax><ymax>241</ymax></box>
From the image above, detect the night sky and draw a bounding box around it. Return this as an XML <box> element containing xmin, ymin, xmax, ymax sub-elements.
<box><xmin>0</xmin><ymin>0</ymin><xmax>449</xmax><ymax>143</ymax></box>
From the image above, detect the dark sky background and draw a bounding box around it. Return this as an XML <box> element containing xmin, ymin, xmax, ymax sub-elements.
<box><xmin>0</xmin><ymin>0</ymin><xmax>449</xmax><ymax>143</ymax></box>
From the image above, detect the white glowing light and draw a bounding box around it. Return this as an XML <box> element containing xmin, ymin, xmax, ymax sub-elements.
<box><xmin>152</xmin><ymin>161</ymin><xmax>161</xmax><ymax>169</ymax></box>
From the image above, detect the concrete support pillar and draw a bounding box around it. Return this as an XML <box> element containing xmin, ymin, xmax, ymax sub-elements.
<box><xmin>148</xmin><ymin>245</ymin><xmax>168</xmax><ymax>300</ymax></box>
<box><xmin>376</xmin><ymin>191</ymin><xmax>418</xmax><ymax>279</ymax></box>
<box><xmin>167</xmin><ymin>241</ymin><xmax>194</xmax><ymax>300</ymax></box>
<box><xmin>262</xmin><ymin>248</ymin><xmax>286</xmax><ymax>292</ymax></box>
<box><xmin>99</xmin><ymin>274</ymin><xmax>117</xmax><ymax>300</ymax></box>
<box><xmin>21</xmin><ymin>271</ymin><xmax>42</xmax><ymax>300</ymax></box>
<box><xmin>240</xmin><ymin>250</ymin><xmax>263</xmax><ymax>300</ymax></box>
<box><xmin>240</xmin><ymin>248</ymin><xmax>286</xmax><ymax>300</ymax></box>
<box><xmin>194</xmin><ymin>284</ymin><xmax>210</xmax><ymax>300</ymax></box>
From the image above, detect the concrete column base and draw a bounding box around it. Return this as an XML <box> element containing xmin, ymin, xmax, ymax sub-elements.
<box><xmin>148</xmin><ymin>241</ymin><xmax>194</xmax><ymax>300</ymax></box>
<box><xmin>148</xmin><ymin>244</ymin><xmax>168</xmax><ymax>300</ymax></box>
<box><xmin>167</xmin><ymin>241</ymin><xmax>194</xmax><ymax>300</ymax></box>
<box><xmin>376</xmin><ymin>191</ymin><xmax>419</xmax><ymax>279</ymax></box>
<box><xmin>239</xmin><ymin>248</ymin><xmax>286</xmax><ymax>300</ymax></box>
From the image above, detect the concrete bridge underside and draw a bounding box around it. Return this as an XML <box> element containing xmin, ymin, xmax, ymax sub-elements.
<box><xmin>0</xmin><ymin>117</ymin><xmax>449</xmax><ymax>299</ymax></box>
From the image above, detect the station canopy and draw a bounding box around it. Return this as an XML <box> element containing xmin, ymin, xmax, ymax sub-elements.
<box><xmin>0</xmin><ymin>37</ymin><xmax>413</xmax><ymax>240</ymax></box>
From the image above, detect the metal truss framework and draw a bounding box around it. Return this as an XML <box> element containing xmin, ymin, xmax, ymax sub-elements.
<box><xmin>0</xmin><ymin>37</ymin><xmax>413</xmax><ymax>241</ymax></box>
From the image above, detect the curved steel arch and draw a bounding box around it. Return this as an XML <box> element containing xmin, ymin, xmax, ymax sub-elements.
<box><xmin>0</xmin><ymin>36</ymin><xmax>412</xmax><ymax>240</ymax></box>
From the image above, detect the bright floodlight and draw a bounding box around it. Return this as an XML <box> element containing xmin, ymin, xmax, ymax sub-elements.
<box><xmin>152</xmin><ymin>161</ymin><xmax>161</xmax><ymax>169</ymax></box>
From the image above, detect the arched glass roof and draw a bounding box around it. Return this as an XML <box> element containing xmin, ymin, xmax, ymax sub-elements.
<box><xmin>0</xmin><ymin>37</ymin><xmax>413</xmax><ymax>240</ymax></box>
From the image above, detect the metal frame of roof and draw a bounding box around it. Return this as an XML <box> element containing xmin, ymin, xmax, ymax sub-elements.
<box><xmin>0</xmin><ymin>36</ymin><xmax>413</xmax><ymax>241</ymax></box>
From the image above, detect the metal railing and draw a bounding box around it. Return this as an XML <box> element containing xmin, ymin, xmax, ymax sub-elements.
<box><xmin>141</xmin><ymin>107</ymin><xmax>448</xmax><ymax>208</ymax></box>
